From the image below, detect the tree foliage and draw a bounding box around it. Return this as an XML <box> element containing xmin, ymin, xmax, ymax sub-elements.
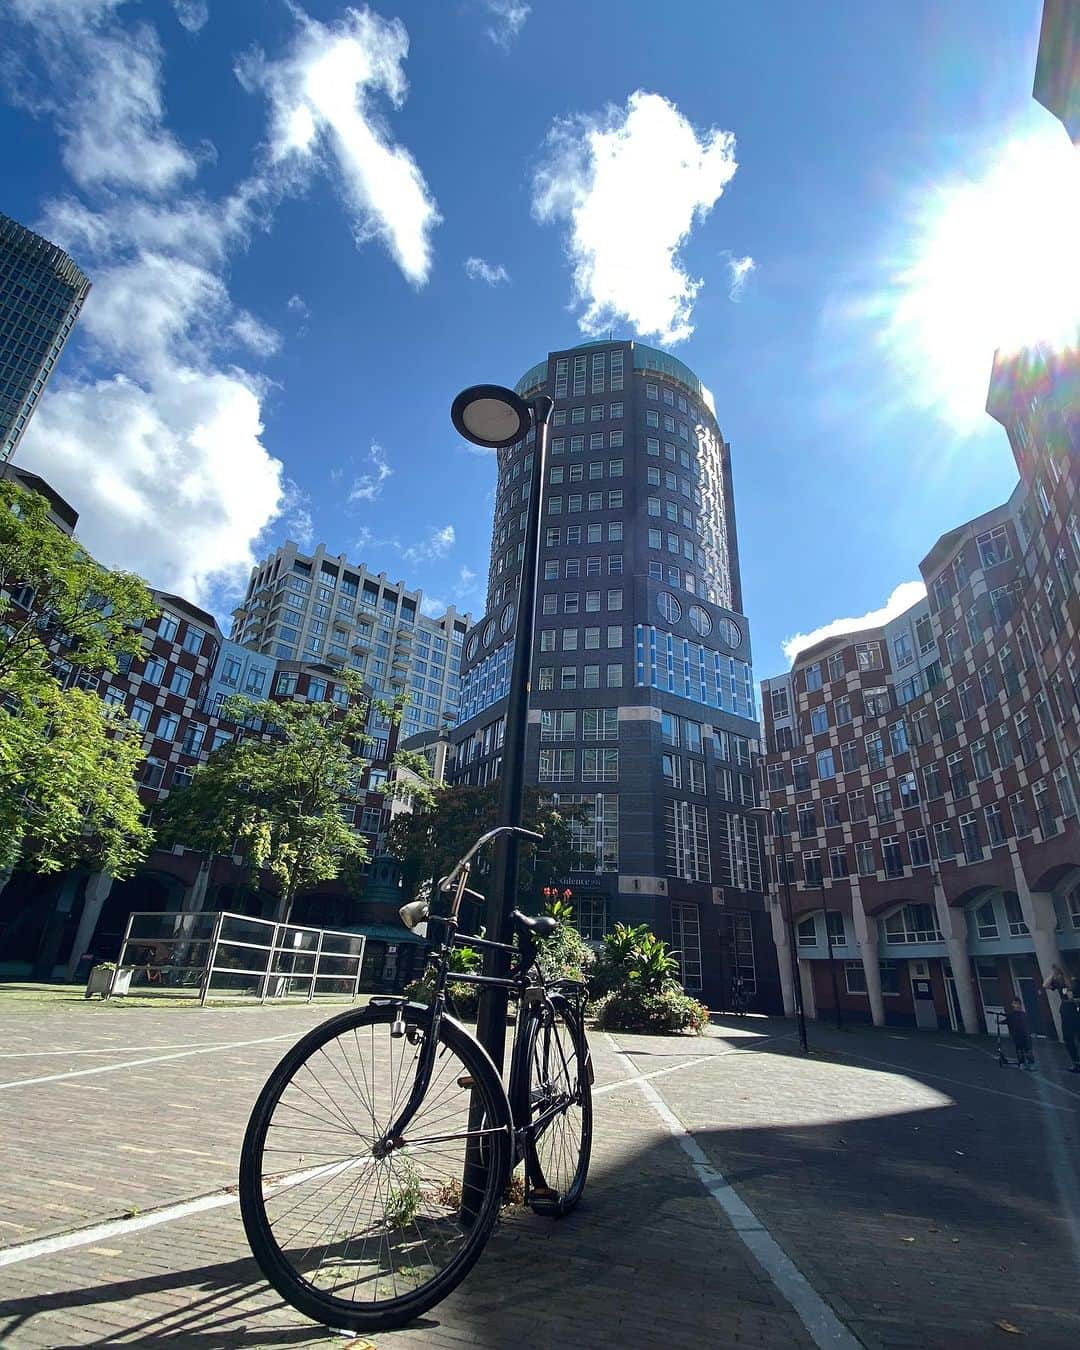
<box><xmin>0</xmin><ymin>482</ymin><xmax>156</xmax><ymax>877</ymax></box>
<box><xmin>157</xmin><ymin>672</ymin><xmax>397</xmax><ymax>921</ymax></box>
<box><xmin>385</xmin><ymin>781</ymin><xmax>584</xmax><ymax>910</ymax></box>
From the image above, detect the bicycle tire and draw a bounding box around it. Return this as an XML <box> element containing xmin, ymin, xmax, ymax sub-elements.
<box><xmin>239</xmin><ymin>1001</ymin><xmax>512</xmax><ymax>1332</ymax></box>
<box><xmin>523</xmin><ymin>993</ymin><xmax>593</xmax><ymax>1216</ymax></box>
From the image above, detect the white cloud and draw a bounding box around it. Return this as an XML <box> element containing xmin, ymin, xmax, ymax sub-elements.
<box><xmin>349</xmin><ymin>442</ymin><xmax>394</xmax><ymax>503</ymax></box>
<box><xmin>230</xmin><ymin>309</ymin><xmax>282</xmax><ymax>357</ymax></box>
<box><xmin>25</xmin><ymin>368</ymin><xmax>284</xmax><ymax>602</ymax></box>
<box><xmin>483</xmin><ymin>0</ymin><xmax>530</xmax><ymax>48</ymax></box>
<box><xmin>781</xmin><ymin>581</ymin><xmax>927</xmax><ymax>666</ymax></box>
<box><xmin>420</xmin><ymin>594</ymin><xmax>448</xmax><ymax>618</ymax></box>
<box><xmin>725</xmin><ymin>252</ymin><xmax>755</xmax><ymax>301</ymax></box>
<box><xmin>172</xmin><ymin>0</ymin><xmax>208</xmax><ymax>33</ymax></box>
<box><xmin>532</xmin><ymin>91</ymin><xmax>742</xmax><ymax>344</ymax></box>
<box><xmin>237</xmin><ymin>4</ymin><xmax>440</xmax><ymax>285</ymax></box>
<box><xmin>402</xmin><ymin>524</ymin><xmax>455</xmax><ymax>564</ymax></box>
<box><xmin>9</xmin><ymin>0</ymin><xmax>198</xmax><ymax>194</ymax></box>
<box><xmin>286</xmin><ymin>293</ymin><xmax>310</xmax><ymax>316</ymax></box>
<box><xmin>9</xmin><ymin>4</ymin><xmax>288</xmax><ymax>606</ymax></box>
<box><xmin>464</xmin><ymin>256</ymin><xmax>511</xmax><ymax>286</ymax></box>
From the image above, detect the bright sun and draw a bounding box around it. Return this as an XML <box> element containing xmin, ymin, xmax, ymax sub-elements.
<box><xmin>883</xmin><ymin>127</ymin><xmax>1080</xmax><ymax>433</ymax></box>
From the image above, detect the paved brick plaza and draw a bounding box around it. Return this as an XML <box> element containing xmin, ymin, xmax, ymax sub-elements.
<box><xmin>0</xmin><ymin>994</ymin><xmax>1078</xmax><ymax>1348</ymax></box>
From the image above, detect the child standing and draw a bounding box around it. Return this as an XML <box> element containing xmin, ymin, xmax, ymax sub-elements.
<box><xmin>1004</xmin><ymin>999</ymin><xmax>1035</xmax><ymax>1070</ymax></box>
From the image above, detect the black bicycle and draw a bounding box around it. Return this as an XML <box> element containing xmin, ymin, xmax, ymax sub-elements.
<box><xmin>239</xmin><ymin>824</ymin><xmax>593</xmax><ymax>1332</ymax></box>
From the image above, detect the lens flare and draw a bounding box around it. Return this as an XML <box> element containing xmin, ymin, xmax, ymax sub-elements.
<box><xmin>881</xmin><ymin>128</ymin><xmax>1080</xmax><ymax>433</ymax></box>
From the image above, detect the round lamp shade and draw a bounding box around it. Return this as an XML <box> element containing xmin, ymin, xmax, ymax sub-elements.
<box><xmin>451</xmin><ymin>384</ymin><xmax>532</xmax><ymax>448</ymax></box>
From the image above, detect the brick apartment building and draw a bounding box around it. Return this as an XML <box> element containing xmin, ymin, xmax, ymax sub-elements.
<box><xmin>0</xmin><ymin>471</ymin><xmax>443</xmax><ymax>985</ymax></box>
<box><xmin>759</xmin><ymin>345</ymin><xmax>1079</xmax><ymax>1035</ymax></box>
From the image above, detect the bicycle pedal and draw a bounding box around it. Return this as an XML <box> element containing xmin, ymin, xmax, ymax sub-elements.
<box><xmin>529</xmin><ymin>1186</ymin><xmax>562</xmax><ymax>1216</ymax></box>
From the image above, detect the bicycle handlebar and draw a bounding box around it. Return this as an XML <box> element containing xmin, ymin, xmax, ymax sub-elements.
<box><xmin>439</xmin><ymin>824</ymin><xmax>544</xmax><ymax>892</ymax></box>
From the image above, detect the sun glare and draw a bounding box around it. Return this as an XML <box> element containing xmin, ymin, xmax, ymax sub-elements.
<box><xmin>883</xmin><ymin>128</ymin><xmax>1080</xmax><ymax>433</ymax></box>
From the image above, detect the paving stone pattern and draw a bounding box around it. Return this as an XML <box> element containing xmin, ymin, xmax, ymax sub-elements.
<box><xmin>0</xmin><ymin>998</ymin><xmax>1078</xmax><ymax>1347</ymax></box>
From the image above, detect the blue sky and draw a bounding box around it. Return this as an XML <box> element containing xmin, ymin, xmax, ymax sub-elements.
<box><xmin>1</xmin><ymin>0</ymin><xmax>1074</xmax><ymax>679</ymax></box>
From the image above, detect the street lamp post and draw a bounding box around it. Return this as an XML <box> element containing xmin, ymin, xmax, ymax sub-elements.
<box><xmin>818</xmin><ymin>875</ymin><xmax>843</xmax><ymax>1031</ymax></box>
<box><xmin>450</xmin><ymin>383</ymin><xmax>553</xmax><ymax>1071</ymax></box>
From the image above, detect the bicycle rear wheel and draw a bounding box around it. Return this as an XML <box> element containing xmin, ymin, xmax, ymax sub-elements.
<box><xmin>523</xmin><ymin>993</ymin><xmax>592</xmax><ymax>1216</ymax></box>
<box><xmin>239</xmin><ymin>1002</ymin><xmax>511</xmax><ymax>1332</ymax></box>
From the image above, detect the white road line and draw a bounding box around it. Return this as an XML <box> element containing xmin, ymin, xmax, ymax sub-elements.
<box><xmin>0</xmin><ymin>1034</ymin><xmax>296</xmax><ymax>1090</ymax></box>
<box><xmin>0</xmin><ymin>1038</ymin><xmax>297</xmax><ymax>1060</ymax></box>
<box><xmin>0</xmin><ymin>1192</ymin><xmax>240</xmax><ymax>1268</ymax></box>
<box><xmin>0</xmin><ymin>1154</ymin><xmax>373</xmax><ymax>1270</ymax></box>
<box><xmin>602</xmin><ymin>1032</ymin><xmax>861</xmax><ymax>1350</ymax></box>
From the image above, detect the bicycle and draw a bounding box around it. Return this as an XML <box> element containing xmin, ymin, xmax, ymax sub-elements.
<box><xmin>239</xmin><ymin>824</ymin><xmax>593</xmax><ymax>1333</ymax></box>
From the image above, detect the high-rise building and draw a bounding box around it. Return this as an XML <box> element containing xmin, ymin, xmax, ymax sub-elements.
<box><xmin>441</xmin><ymin>340</ymin><xmax>778</xmax><ymax>1012</ymax></box>
<box><xmin>758</xmin><ymin>343</ymin><xmax>1078</xmax><ymax>1036</ymax></box>
<box><xmin>231</xmin><ymin>540</ymin><xmax>469</xmax><ymax>742</ymax></box>
<box><xmin>0</xmin><ymin>213</ymin><xmax>90</xmax><ymax>467</ymax></box>
<box><xmin>1034</xmin><ymin>0</ymin><xmax>1080</xmax><ymax>143</ymax></box>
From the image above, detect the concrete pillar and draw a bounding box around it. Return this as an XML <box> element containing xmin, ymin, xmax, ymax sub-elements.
<box><xmin>800</xmin><ymin>956</ymin><xmax>817</xmax><ymax>1021</ymax></box>
<box><xmin>932</xmin><ymin>889</ymin><xmax>981</xmax><ymax>1035</ymax></box>
<box><xmin>33</xmin><ymin>872</ymin><xmax>81</xmax><ymax>981</ymax></box>
<box><xmin>1011</xmin><ymin>849</ymin><xmax>1065</xmax><ymax>1038</ymax></box>
<box><xmin>851</xmin><ymin>883</ymin><xmax>885</xmax><ymax>1027</ymax></box>
<box><xmin>64</xmin><ymin>872</ymin><xmax>114</xmax><ymax>981</ymax></box>
<box><xmin>770</xmin><ymin>900</ymin><xmax>795</xmax><ymax>1016</ymax></box>
<box><xmin>182</xmin><ymin>856</ymin><xmax>212</xmax><ymax>914</ymax></box>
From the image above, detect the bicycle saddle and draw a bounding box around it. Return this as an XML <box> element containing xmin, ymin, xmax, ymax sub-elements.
<box><xmin>510</xmin><ymin>909</ymin><xmax>559</xmax><ymax>938</ymax></box>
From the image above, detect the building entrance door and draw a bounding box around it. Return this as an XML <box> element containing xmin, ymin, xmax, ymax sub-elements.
<box><xmin>910</xmin><ymin>959</ymin><xmax>937</xmax><ymax>1030</ymax></box>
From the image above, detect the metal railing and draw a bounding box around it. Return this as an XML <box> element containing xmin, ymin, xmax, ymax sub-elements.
<box><xmin>113</xmin><ymin>910</ymin><xmax>366</xmax><ymax>1004</ymax></box>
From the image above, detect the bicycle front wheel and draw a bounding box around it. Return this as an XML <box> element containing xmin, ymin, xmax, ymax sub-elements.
<box><xmin>239</xmin><ymin>1002</ymin><xmax>512</xmax><ymax>1332</ymax></box>
<box><xmin>523</xmin><ymin>993</ymin><xmax>593</xmax><ymax>1216</ymax></box>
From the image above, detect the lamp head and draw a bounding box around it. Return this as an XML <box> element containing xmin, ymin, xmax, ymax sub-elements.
<box><xmin>451</xmin><ymin>384</ymin><xmax>532</xmax><ymax>449</ymax></box>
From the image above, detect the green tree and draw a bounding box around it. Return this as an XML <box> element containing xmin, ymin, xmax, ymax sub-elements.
<box><xmin>157</xmin><ymin>672</ymin><xmax>391</xmax><ymax>922</ymax></box>
<box><xmin>0</xmin><ymin>481</ymin><xmax>156</xmax><ymax>877</ymax></box>
<box><xmin>386</xmin><ymin>781</ymin><xmax>584</xmax><ymax>910</ymax></box>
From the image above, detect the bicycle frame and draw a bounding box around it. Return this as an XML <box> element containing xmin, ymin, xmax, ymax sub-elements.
<box><xmin>373</xmin><ymin>825</ymin><xmax>586</xmax><ymax>1186</ymax></box>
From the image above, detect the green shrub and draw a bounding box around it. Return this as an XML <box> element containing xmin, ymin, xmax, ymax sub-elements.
<box><xmin>588</xmin><ymin>922</ymin><xmax>709</xmax><ymax>1034</ymax></box>
<box><xmin>535</xmin><ymin>897</ymin><xmax>594</xmax><ymax>986</ymax></box>
<box><xmin>594</xmin><ymin>985</ymin><xmax>710</xmax><ymax>1034</ymax></box>
<box><xmin>405</xmin><ymin>942</ymin><xmax>481</xmax><ymax>1019</ymax></box>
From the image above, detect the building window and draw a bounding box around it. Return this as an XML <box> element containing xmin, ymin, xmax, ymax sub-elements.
<box><xmin>827</xmin><ymin>652</ymin><xmax>845</xmax><ymax>682</ymax></box>
<box><xmin>792</xmin><ymin>758</ymin><xmax>810</xmax><ymax>790</ymax></box>
<box><xmin>947</xmin><ymin>751</ymin><xmax>969</xmax><ymax>798</ymax></box>
<box><xmin>159</xmin><ymin>613</ymin><xmax>179</xmax><ymax>642</ymax></box>
<box><xmin>847</xmin><ymin>789</ymin><xmax>866</xmax><ymax>821</ymax></box>
<box><xmin>539</xmin><ymin>748</ymin><xmax>575</xmax><ymax>782</ymax></box>
<box><xmin>840</xmin><ymin>742</ymin><xmax>859</xmax><ymax>773</ymax></box>
<box><xmin>767</xmin><ymin>763</ymin><xmax>786</xmax><ymax>791</ymax></box>
<box><xmin>882</xmin><ymin>837</ymin><xmax>903</xmax><ymax>878</ymax></box>
<box><xmin>182</xmin><ymin>627</ymin><xmax>204</xmax><ymax>655</ymax></box>
<box><xmin>933</xmin><ymin>820</ymin><xmax>955</xmax><ymax>860</ymax></box>
<box><xmin>798</xmin><ymin>803</ymin><xmax>817</xmax><ymax>838</ymax></box>
<box><xmin>582</xmin><ymin>749</ymin><xmax>618</xmax><ymax>782</ymax></box>
<box><xmin>884</xmin><ymin>903</ymin><xmax>941</xmax><ymax>944</ymax></box>
<box><xmin>829</xmin><ymin>846</ymin><xmax>849</xmax><ymax>879</ymax></box>
<box><xmin>156</xmin><ymin>711</ymin><xmax>180</xmax><ymax>740</ymax></box>
<box><xmin>908</xmin><ymin>828</ymin><xmax>930</xmax><ymax>867</ymax></box>
<box><xmin>810</xmin><ymin>704</ymin><xmax>829</xmax><ymax>734</ymax></box>
<box><xmin>803</xmin><ymin>852</ymin><xmax>822</xmax><ymax>885</ymax></box>
<box><xmin>959</xmin><ymin>813</ymin><xmax>982</xmax><ymax>862</ymax></box>
<box><xmin>816</xmin><ymin>748</ymin><xmax>835</xmax><ymax>779</ymax></box>
<box><xmin>855</xmin><ymin>841</ymin><xmax>875</xmax><ymax>876</ymax></box>
<box><xmin>865</xmin><ymin>733</ymin><xmax>885</xmax><ymax>770</ymax></box>
<box><xmin>1004</xmin><ymin>893</ymin><xmax>1029</xmax><ymax>937</ymax></box>
<box><xmin>804</xmin><ymin>663</ymin><xmax>822</xmax><ymax>692</ymax></box>
<box><xmin>855</xmin><ymin>641</ymin><xmax>882</xmax><ymax>671</ymax></box>
<box><xmin>170</xmin><ymin>668</ymin><xmax>192</xmax><ymax>697</ymax></box>
<box><xmin>835</xmin><ymin>695</ymin><xmax>852</xmax><ymax>725</ymax></box>
<box><xmin>671</xmin><ymin>903</ymin><xmax>703</xmax><ymax>991</ymax></box>
<box><xmin>770</xmin><ymin>686</ymin><xmax>790</xmax><ymax>719</ymax></box>
<box><xmin>985</xmin><ymin>802</ymin><xmax>1006</xmax><ymax>846</ymax></box>
<box><xmin>665</xmin><ymin>800</ymin><xmax>711</xmax><ymax>882</ymax></box>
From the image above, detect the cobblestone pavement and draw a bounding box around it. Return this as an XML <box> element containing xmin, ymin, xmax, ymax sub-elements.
<box><xmin>0</xmin><ymin>995</ymin><xmax>1077</xmax><ymax>1348</ymax></box>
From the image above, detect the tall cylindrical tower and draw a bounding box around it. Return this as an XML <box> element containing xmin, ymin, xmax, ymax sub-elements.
<box><xmin>449</xmin><ymin>340</ymin><xmax>779</xmax><ymax>1013</ymax></box>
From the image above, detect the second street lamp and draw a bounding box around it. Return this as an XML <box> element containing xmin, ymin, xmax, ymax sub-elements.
<box><xmin>450</xmin><ymin>382</ymin><xmax>554</xmax><ymax>1070</ymax></box>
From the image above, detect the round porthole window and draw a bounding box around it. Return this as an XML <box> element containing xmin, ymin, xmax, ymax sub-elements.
<box><xmin>688</xmin><ymin>605</ymin><xmax>712</xmax><ymax>637</ymax></box>
<box><xmin>465</xmin><ymin>633</ymin><xmax>479</xmax><ymax>662</ymax></box>
<box><xmin>657</xmin><ymin>592</ymin><xmax>682</xmax><ymax>624</ymax></box>
<box><xmin>500</xmin><ymin>602</ymin><xmax>515</xmax><ymax>633</ymax></box>
<box><xmin>718</xmin><ymin>617</ymin><xmax>742</xmax><ymax>648</ymax></box>
<box><xmin>483</xmin><ymin>619</ymin><xmax>496</xmax><ymax>647</ymax></box>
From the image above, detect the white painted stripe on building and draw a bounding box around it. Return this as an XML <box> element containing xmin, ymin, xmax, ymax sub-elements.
<box><xmin>603</xmin><ymin>1032</ymin><xmax>862</xmax><ymax>1350</ymax></box>
<box><xmin>0</xmin><ymin>1033</ymin><xmax>295</xmax><ymax>1090</ymax></box>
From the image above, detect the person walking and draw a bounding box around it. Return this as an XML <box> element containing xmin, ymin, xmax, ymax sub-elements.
<box><xmin>1004</xmin><ymin>999</ymin><xmax>1036</xmax><ymax>1070</ymax></box>
<box><xmin>1059</xmin><ymin>990</ymin><xmax>1080</xmax><ymax>1075</ymax></box>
